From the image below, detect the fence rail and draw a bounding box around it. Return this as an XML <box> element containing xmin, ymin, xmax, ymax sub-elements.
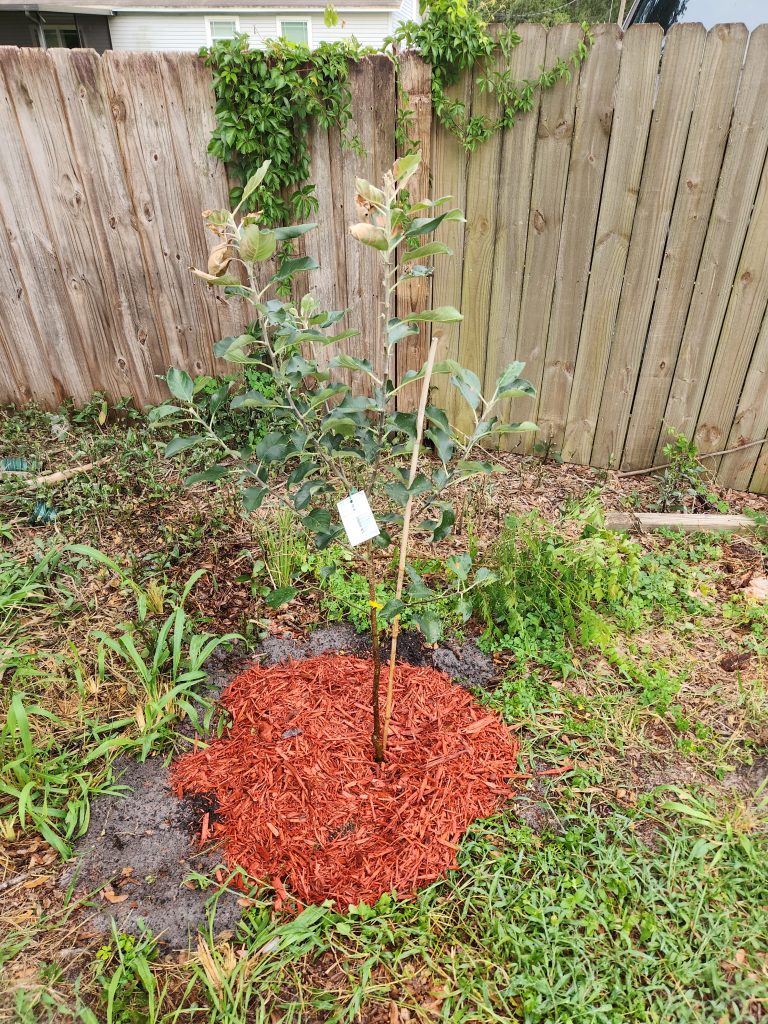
<box><xmin>1</xmin><ymin>27</ymin><xmax>768</xmax><ymax>491</ymax></box>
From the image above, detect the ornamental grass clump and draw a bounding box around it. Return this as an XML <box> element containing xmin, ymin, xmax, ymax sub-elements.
<box><xmin>156</xmin><ymin>151</ymin><xmax>536</xmax><ymax>762</ymax></box>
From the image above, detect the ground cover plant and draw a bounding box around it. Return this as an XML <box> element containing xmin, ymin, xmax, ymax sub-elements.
<box><xmin>1</xmin><ymin>393</ymin><xmax>767</xmax><ymax>1020</ymax></box>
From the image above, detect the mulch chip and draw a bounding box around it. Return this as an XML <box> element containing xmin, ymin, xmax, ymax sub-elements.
<box><xmin>171</xmin><ymin>654</ymin><xmax>521</xmax><ymax>909</ymax></box>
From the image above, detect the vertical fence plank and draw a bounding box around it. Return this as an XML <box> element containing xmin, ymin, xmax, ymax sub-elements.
<box><xmin>454</xmin><ymin>33</ymin><xmax>507</xmax><ymax>436</ymax></box>
<box><xmin>341</xmin><ymin>55</ymin><xmax>396</xmax><ymax>386</ymax></box>
<box><xmin>535</xmin><ymin>23</ymin><xmax>620</xmax><ymax>455</ymax></box>
<box><xmin>590</xmin><ymin>22</ymin><xmax>706</xmax><ymax>469</ymax></box>
<box><xmin>396</xmin><ymin>50</ymin><xmax>432</xmax><ymax>410</ymax></box>
<box><xmin>692</xmin><ymin>166</ymin><xmax>768</xmax><ymax>459</ymax></box>
<box><xmin>620</xmin><ymin>24</ymin><xmax>749</xmax><ymax>469</ymax></box>
<box><xmin>503</xmin><ymin>23</ymin><xmax>582</xmax><ymax>453</ymax></box>
<box><xmin>658</xmin><ymin>24</ymin><xmax>768</xmax><ymax>455</ymax></box>
<box><xmin>49</xmin><ymin>48</ymin><xmax>161</xmax><ymax>404</ymax></box>
<box><xmin>483</xmin><ymin>24</ymin><xmax>547</xmax><ymax>445</ymax></box>
<box><xmin>561</xmin><ymin>23</ymin><xmax>662</xmax><ymax>465</ymax></box>
<box><xmin>0</xmin><ymin>47</ymin><xmax>92</xmax><ymax>405</ymax></box>
<box><xmin>430</xmin><ymin>70</ymin><xmax>472</xmax><ymax>417</ymax></box>
<box><xmin>717</xmin><ymin>308</ymin><xmax>768</xmax><ymax>489</ymax></box>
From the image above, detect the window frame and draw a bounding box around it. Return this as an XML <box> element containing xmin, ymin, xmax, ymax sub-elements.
<box><xmin>205</xmin><ymin>15</ymin><xmax>241</xmax><ymax>45</ymax></box>
<box><xmin>276</xmin><ymin>17</ymin><xmax>312</xmax><ymax>47</ymax></box>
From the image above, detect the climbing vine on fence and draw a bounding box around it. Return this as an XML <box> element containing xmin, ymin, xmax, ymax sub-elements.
<box><xmin>203</xmin><ymin>1</ymin><xmax>593</xmax><ymax>222</ymax></box>
<box><xmin>203</xmin><ymin>35</ymin><xmax>371</xmax><ymax>223</ymax></box>
<box><xmin>389</xmin><ymin>0</ymin><xmax>593</xmax><ymax>148</ymax></box>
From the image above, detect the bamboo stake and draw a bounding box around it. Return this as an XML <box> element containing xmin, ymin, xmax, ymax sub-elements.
<box><xmin>0</xmin><ymin>457</ymin><xmax>109</xmax><ymax>486</ymax></box>
<box><xmin>381</xmin><ymin>334</ymin><xmax>439</xmax><ymax>753</ymax></box>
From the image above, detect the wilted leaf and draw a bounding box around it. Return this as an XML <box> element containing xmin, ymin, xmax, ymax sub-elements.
<box><xmin>349</xmin><ymin>223</ymin><xmax>388</xmax><ymax>250</ymax></box>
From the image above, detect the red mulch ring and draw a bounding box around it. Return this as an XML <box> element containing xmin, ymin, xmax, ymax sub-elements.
<box><xmin>171</xmin><ymin>654</ymin><xmax>521</xmax><ymax>909</ymax></box>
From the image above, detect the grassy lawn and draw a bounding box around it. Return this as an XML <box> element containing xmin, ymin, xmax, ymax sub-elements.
<box><xmin>1</xmin><ymin>398</ymin><xmax>767</xmax><ymax>1023</ymax></box>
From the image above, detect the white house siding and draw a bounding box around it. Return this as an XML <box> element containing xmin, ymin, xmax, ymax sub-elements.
<box><xmin>109</xmin><ymin>10</ymin><xmax>398</xmax><ymax>50</ymax></box>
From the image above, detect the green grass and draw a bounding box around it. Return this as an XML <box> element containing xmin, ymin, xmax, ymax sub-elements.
<box><xmin>1</xmin><ymin>397</ymin><xmax>768</xmax><ymax>1023</ymax></box>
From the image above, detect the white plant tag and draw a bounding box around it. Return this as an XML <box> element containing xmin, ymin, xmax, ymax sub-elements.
<box><xmin>337</xmin><ymin>491</ymin><xmax>379</xmax><ymax>547</ymax></box>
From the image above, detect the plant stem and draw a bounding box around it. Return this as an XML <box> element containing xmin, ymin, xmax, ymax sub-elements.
<box><xmin>381</xmin><ymin>333</ymin><xmax>439</xmax><ymax>755</ymax></box>
<box><xmin>367</xmin><ymin>541</ymin><xmax>384</xmax><ymax>764</ymax></box>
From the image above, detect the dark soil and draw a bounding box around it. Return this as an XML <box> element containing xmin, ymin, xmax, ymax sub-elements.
<box><xmin>66</xmin><ymin>625</ymin><xmax>499</xmax><ymax>948</ymax></box>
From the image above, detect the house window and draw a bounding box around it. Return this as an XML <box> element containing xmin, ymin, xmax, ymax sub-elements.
<box><xmin>278</xmin><ymin>18</ymin><xmax>310</xmax><ymax>46</ymax></box>
<box><xmin>40</xmin><ymin>15</ymin><xmax>80</xmax><ymax>48</ymax></box>
<box><xmin>206</xmin><ymin>17</ymin><xmax>240</xmax><ymax>44</ymax></box>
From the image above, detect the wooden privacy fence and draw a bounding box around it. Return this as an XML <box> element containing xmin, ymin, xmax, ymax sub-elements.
<box><xmin>2</xmin><ymin>26</ymin><xmax>768</xmax><ymax>493</ymax></box>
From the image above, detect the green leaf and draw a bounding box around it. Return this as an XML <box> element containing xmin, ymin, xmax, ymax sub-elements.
<box><xmin>425</xmin><ymin>425</ymin><xmax>454</xmax><ymax>464</ymax></box>
<box><xmin>239</xmin><ymin>159</ymin><xmax>271</xmax><ymax>206</ymax></box>
<box><xmin>164</xmin><ymin>435</ymin><xmax>203</xmax><ymax>457</ymax></box>
<box><xmin>404</xmin><ymin>306</ymin><xmax>463</xmax><ymax>324</ymax></box>
<box><xmin>425</xmin><ymin>506</ymin><xmax>455</xmax><ymax>542</ymax></box>
<box><xmin>492</xmin><ymin>421</ymin><xmax>538</xmax><ymax>434</ymax></box>
<box><xmin>166</xmin><ymin>367</ymin><xmax>194</xmax><ymax>403</ymax></box>
<box><xmin>321</xmin><ymin>416</ymin><xmax>358</xmax><ymax>438</ymax></box>
<box><xmin>294</xmin><ymin>479</ymin><xmax>330</xmax><ymax>510</ymax></box>
<box><xmin>266</xmin><ymin>586</ymin><xmax>297</xmax><ymax>609</ymax></box>
<box><xmin>274</xmin><ymin>256</ymin><xmax>319</xmax><ymax>281</ymax></box>
<box><xmin>405</xmin><ymin>565</ymin><xmax>435</xmax><ymax>600</ymax></box>
<box><xmin>392</xmin><ymin>152</ymin><xmax>421</xmax><ymax>186</ymax></box>
<box><xmin>454</xmin><ymin>460</ymin><xmax>500</xmax><ymax>479</ymax></box>
<box><xmin>349</xmin><ymin>223</ymin><xmax>388</xmax><ymax>250</ymax></box>
<box><xmin>414</xmin><ymin>609</ymin><xmax>442</xmax><ymax>643</ymax></box>
<box><xmin>191</xmin><ymin>270</ymin><xmax>242</xmax><ymax>287</ymax></box>
<box><xmin>242</xmin><ymin>486</ymin><xmax>267</xmax><ymax>511</ymax></box>
<box><xmin>402</xmin><ymin>242</ymin><xmax>451</xmax><ymax>263</ymax></box>
<box><xmin>330</xmin><ymin>354</ymin><xmax>378</xmax><ymax>377</ymax></box>
<box><xmin>450</xmin><ymin>366</ymin><xmax>482</xmax><ymax>411</ymax></box>
<box><xmin>231</xmin><ymin>389</ymin><xmax>275</xmax><ymax>410</ymax></box>
<box><xmin>380</xmin><ymin>598</ymin><xmax>405</xmax><ymax>622</ymax></box>
<box><xmin>184</xmin><ymin>464</ymin><xmax>230</xmax><ymax>485</ymax></box>
<box><xmin>495</xmin><ymin>360</ymin><xmax>527</xmax><ymax>392</ymax></box>
<box><xmin>446</xmin><ymin>553</ymin><xmax>471</xmax><ymax>582</ymax></box>
<box><xmin>274</xmin><ymin>223</ymin><xmax>317</xmax><ymax>241</ymax></box>
<box><xmin>404</xmin><ymin>209</ymin><xmax>464</xmax><ymax>238</ymax></box>
<box><xmin>386</xmin><ymin>318</ymin><xmax>419</xmax><ymax>346</ymax></box>
<box><xmin>304</xmin><ymin>508</ymin><xmax>332</xmax><ymax>532</ymax></box>
<box><xmin>240</xmin><ymin>225</ymin><xmax>276</xmax><ymax>262</ymax></box>
<box><xmin>214</xmin><ymin>334</ymin><xmax>255</xmax><ymax>361</ymax></box>
<box><xmin>256</xmin><ymin>431</ymin><xmax>292</xmax><ymax>463</ymax></box>
<box><xmin>355</xmin><ymin>178</ymin><xmax>385</xmax><ymax>204</ymax></box>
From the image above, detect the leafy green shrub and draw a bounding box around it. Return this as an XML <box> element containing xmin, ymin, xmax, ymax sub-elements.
<box><xmin>477</xmin><ymin>507</ymin><xmax>641</xmax><ymax>651</ymax></box>
<box><xmin>653</xmin><ymin>432</ymin><xmax>727</xmax><ymax>513</ymax></box>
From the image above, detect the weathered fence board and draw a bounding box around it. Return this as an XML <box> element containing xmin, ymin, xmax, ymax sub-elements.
<box><xmin>620</xmin><ymin>24</ymin><xmax>748</xmax><ymax>469</ymax></box>
<box><xmin>591</xmin><ymin>22</ymin><xmax>706</xmax><ymax>468</ymax></box>
<box><xmin>3</xmin><ymin>27</ymin><xmax>768</xmax><ymax>493</ymax></box>
<box><xmin>535</xmin><ymin>22</ymin><xmax>620</xmax><ymax>455</ymax></box>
